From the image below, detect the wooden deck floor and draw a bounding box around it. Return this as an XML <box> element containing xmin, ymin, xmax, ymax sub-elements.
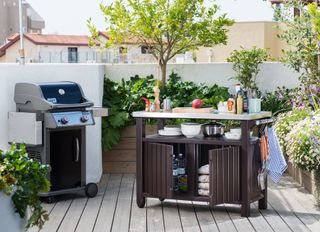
<box><xmin>29</xmin><ymin>174</ymin><xmax>320</xmax><ymax>232</ymax></box>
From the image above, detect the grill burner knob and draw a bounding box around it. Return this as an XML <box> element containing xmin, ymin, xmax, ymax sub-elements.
<box><xmin>61</xmin><ymin>116</ymin><xmax>69</xmax><ymax>124</ymax></box>
<box><xmin>80</xmin><ymin>115</ymin><xmax>89</xmax><ymax>123</ymax></box>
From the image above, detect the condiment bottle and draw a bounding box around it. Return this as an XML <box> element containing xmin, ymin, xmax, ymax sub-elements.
<box><xmin>237</xmin><ymin>93</ymin><xmax>243</xmax><ymax>114</ymax></box>
<box><xmin>243</xmin><ymin>91</ymin><xmax>249</xmax><ymax>113</ymax></box>
<box><xmin>227</xmin><ymin>95</ymin><xmax>236</xmax><ymax>114</ymax></box>
<box><xmin>141</xmin><ymin>97</ymin><xmax>150</xmax><ymax>112</ymax></box>
<box><xmin>149</xmin><ymin>99</ymin><xmax>155</xmax><ymax>112</ymax></box>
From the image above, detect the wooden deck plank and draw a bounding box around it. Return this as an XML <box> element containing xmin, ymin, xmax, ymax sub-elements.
<box><xmin>111</xmin><ymin>174</ymin><xmax>135</xmax><ymax>232</ymax></box>
<box><xmin>248</xmin><ymin>203</ymin><xmax>274</xmax><ymax>232</ymax></box>
<box><xmin>255</xmin><ymin>202</ymin><xmax>293</xmax><ymax>232</ymax></box>
<box><xmin>177</xmin><ymin>200</ymin><xmax>200</xmax><ymax>232</ymax></box>
<box><xmin>193</xmin><ymin>202</ymin><xmax>219</xmax><ymax>232</ymax></box>
<box><xmin>268</xmin><ymin>189</ymin><xmax>310</xmax><ymax>232</ymax></box>
<box><xmin>162</xmin><ymin>200</ymin><xmax>183</xmax><ymax>232</ymax></box>
<box><xmin>225</xmin><ymin>204</ymin><xmax>255</xmax><ymax>232</ymax></box>
<box><xmin>41</xmin><ymin>199</ymin><xmax>72</xmax><ymax>232</ymax></box>
<box><xmin>57</xmin><ymin>197</ymin><xmax>88</xmax><ymax>232</ymax></box>
<box><xmin>147</xmin><ymin>198</ymin><xmax>165</xmax><ymax>232</ymax></box>
<box><xmin>211</xmin><ymin>205</ymin><xmax>237</xmax><ymax>232</ymax></box>
<box><xmin>269</xmin><ymin>181</ymin><xmax>320</xmax><ymax>232</ymax></box>
<box><xmin>129</xmin><ymin>179</ymin><xmax>146</xmax><ymax>232</ymax></box>
<box><xmin>32</xmin><ymin>173</ymin><xmax>320</xmax><ymax>232</ymax></box>
<box><xmin>28</xmin><ymin>202</ymin><xmax>56</xmax><ymax>232</ymax></box>
<box><xmin>75</xmin><ymin>174</ymin><xmax>110</xmax><ymax>232</ymax></box>
<box><xmin>93</xmin><ymin>174</ymin><xmax>122</xmax><ymax>232</ymax></box>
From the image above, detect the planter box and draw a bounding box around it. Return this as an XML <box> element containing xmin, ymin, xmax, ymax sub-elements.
<box><xmin>286</xmin><ymin>161</ymin><xmax>317</xmax><ymax>195</ymax></box>
<box><xmin>0</xmin><ymin>193</ymin><xmax>26</xmax><ymax>232</ymax></box>
<box><xmin>103</xmin><ymin>125</ymin><xmax>157</xmax><ymax>173</ymax></box>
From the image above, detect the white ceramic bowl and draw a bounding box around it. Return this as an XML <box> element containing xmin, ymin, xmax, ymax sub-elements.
<box><xmin>164</xmin><ymin>125</ymin><xmax>181</xmax><ymax>132</ymax></box>
<box><xmin>181</xmin><ymin>123</ymin><xmax>202</xmax><ymax>138</ymax></box>
<box><xmin>224</xmin><ymin>132</ymin><xmax>241</xmax><ymax>140</ymax></box>
<box><xmin>230</xmin><ymin>128</ymin><xmax>241</xmax><ymax>134</ymax></box>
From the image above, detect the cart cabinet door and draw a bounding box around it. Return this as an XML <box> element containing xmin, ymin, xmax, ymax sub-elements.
<box><xmin>209</xmin><ymin>146</ymin><xmax>240</xmax><ymax>205</ymax></box>
<box><xmin>143</xmin><ymin>142</ymin><xmax>173</xmax><ymax>198</ymax></box>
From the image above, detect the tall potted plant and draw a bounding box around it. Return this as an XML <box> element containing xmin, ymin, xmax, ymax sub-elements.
<box><xmin>227</xmin><ymin>46</ymin><xmax>269</xmax><ymax>112</ymax></box>
<box><xmin>0</xmin><ymin>144</ymin><xmax>51</xmax><ymax>231</ymax></box>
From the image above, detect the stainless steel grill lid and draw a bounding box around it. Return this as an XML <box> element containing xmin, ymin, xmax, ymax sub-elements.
<box><xmin>14</xmin><ymin>81</ymin><xmax>94</xmax><ymax>111</ymax></box>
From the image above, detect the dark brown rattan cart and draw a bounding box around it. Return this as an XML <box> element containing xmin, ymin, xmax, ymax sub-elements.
<box><xmin>132</xmin><ymin>111</ymin><xmax>273</xmax><ymax>217</ymax></box>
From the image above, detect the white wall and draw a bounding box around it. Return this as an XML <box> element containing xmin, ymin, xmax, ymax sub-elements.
<box><xmin>105</xmin><ymin>62</ymin><xmax>300</xmax><ymax>93</ymax></box>
<box><xmin>0</xmin><ymin>63</ymin><xmax>105</xmax><ymax>183</ymax></box>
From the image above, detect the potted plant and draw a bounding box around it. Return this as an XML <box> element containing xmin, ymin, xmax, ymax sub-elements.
<box><xmin>227</xmin><ymin>47</ymin><xmax>269</xmax><ymax>113</ymax></box>
<box><xmin>0</xmin><ymin>144</ymin><xmax>51</xmax><ymax>231</ymax></box>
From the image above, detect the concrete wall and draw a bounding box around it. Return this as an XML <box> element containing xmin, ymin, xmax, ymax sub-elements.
<box><xmin>0</xmin><ymin>64</ymin><xmax>105</xmax><ymax>183</ymax></box>
<box><xmin>105</xmin><ymin>62</ymin><xmax>300</xmax><ymax>93</ymax></box>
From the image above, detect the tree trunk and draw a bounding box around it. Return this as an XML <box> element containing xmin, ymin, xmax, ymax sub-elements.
<box><xmin>159</xmin><ymin>61</ymin><xmax>167</xmax><ymax>91</ymax></box>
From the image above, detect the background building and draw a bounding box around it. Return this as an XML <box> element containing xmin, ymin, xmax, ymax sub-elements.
<box><xmin>0</xmin><ymin>0</ymin><xmax>44</xmax><ymax>46</ymax></box>
<box><xmin>196</xmin><ymin>21</ymin><xmax>288</xmax><ymax>62</ymax></box>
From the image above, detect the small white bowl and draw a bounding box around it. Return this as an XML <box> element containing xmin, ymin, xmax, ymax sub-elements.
<box><xmin>224</xmin><ymin>132</ymin><xmax>241</xmax><ymax>140</ymax></box>
<box><xmin>181</xmin><ymin>123</ymin><xmax>202</xmax><ymax>138</ymax></box>
<box><xmin>230</xmin><ymin>128</ymin><xmax>241</xmax><ymax>134</ymax></box>
<box><xmin>164</xmin><ymin>125</ymin><xmax>181</xmax><ymax>132</ymax></box>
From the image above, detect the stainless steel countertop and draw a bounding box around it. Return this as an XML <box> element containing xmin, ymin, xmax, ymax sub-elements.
<box><xmin>132</xmin><ymin>111</ymin><xmax>272</xmax><ymax>120</ymax></box>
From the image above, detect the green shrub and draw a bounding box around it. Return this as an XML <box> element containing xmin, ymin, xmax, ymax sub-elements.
<box><xmin>102</xmin><ymin>72</ymin><xmax>230</xmax><ymax>150</ymax></box>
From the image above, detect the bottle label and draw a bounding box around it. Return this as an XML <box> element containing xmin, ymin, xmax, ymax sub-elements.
<box><xmin>173</xmin><ymin>169</ymin><xmax>178</xmax><ymax>176</ymax></box>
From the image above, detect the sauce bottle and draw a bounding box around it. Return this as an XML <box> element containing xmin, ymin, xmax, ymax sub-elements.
<box><xmin>227</xmin><ymin>95</ymin><xmax>236</xmax><ymax>114</ymax></box>
<box><xmin>243</xmin><ymin>91</ymin><xmax>249</xmax><ymax>113</ymax></box>
<box><xmin>237</xmin><ymin>93</ymin><xmax>243</xmax><ymax>114</ymax></box>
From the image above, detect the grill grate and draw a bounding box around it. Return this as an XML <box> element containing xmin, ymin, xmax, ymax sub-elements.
<box><xmin>27</xmin><ymin>150</ymin><xmax>42</xmax><ymax>163</ymax></box>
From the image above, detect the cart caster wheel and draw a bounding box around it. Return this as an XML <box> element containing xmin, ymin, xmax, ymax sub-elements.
<box><xmin>85</xmin><ymin>183</ymin><xmax>98</xmax><ymax>198</ymax></box>
<box><xmin>45</xmin><ymin>196</ymin><xmax>55</xmax><ymax>204</ymax></box>
<box><xmin>137</xmin><ymin>197</ymin><xmax>145</xmax><ymax>208</ymax></box>
<box><xmin>159</xmin><ymin>198</ymin><xmax>165</xmax><ymax>202</ymax></box>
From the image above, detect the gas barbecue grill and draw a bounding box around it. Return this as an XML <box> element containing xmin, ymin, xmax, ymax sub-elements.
<box><xmin>9</xmin><ymin>81</ymin><xmax>99</xmax><ymax>201</ymax></box>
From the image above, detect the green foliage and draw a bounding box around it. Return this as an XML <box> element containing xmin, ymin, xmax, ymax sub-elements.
<box><xmin>227</xmin><ymin>47</ymin><xmax>269</xmax><ymax>92</ymax></box>
<box><xmin>0</xmin><ymin>144</ymin><xmax>51</xmax><ymax>230</ymax></box>
<box><xmin>261</xmin><ymin>86</ymin><xmax>297</xmax><ymax>115</ymax></box>
<box><xmin>163</xmin><ymin>72</ymin><xmax>230</xmax><ymax>108</ymax></box>
<box><xmin>88</xmin><ymin>0</ymin><xmax>234</xmax><ymax>86</ymax></box>
<box><xmin>275</xmin><ymin>0</ymin><xmax>320</xmax><ymax>90</ymax></box>
<box><xmin>102</xmin><ymin>72</ymin><xmax>230</xmax><ymax>150</ymax></box>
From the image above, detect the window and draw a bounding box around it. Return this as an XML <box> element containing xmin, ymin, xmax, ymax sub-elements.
<box><xmin>68</xmin><ymin>47</ymin><xmax>78</xmax><ymax>63</ymax></box>
<box><xmin>119</xmin><ymin>46</ymin><xmax>128</xmax><ymax>54</ymax></box>
<box><xmin>141</xmin><ymin>45</ymin><xmax>152</xmax><ymax>54</ymax></box>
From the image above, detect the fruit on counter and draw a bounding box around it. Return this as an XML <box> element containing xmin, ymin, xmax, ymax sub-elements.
<box><xmin>191</xmin><ymin>99</ymin><xmax>203</xmax><ymax>108</ymax></box>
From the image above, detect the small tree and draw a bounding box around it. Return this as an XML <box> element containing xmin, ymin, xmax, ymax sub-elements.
<box><xmin>88</xmin><ymin>0</ymin><xmax>233</xmax><ymax>89</ymax></box>
<box><xmin>275</xmin><ymin>0</ymin><xmax>320</xmax><ymax>91</ymax></box>
<box><xmin>227</xmin><ymin>47</ymin><xmax>269</xmax><ymax>93</ymax></box>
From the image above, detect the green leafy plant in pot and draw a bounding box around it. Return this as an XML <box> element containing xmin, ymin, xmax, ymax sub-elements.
<box><xmin>227</xmin><ymin>46</ymin><xmax>269</xmax><ymax>93</ymax></box>
<box><xmin>227</xmin><ymin>46</ymin><xmax>269</xmax><ymax>113</ymax></box>
<box><xmin>0</xmin><ymin>144</ymin><xmax>51</xmax><ymax>230</ymax></box>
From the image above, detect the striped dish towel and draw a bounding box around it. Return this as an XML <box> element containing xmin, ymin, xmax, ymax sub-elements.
<box><xmin>266</xmin><ymin>127</ymin><xmax>287</xmax><ymax>183</ymax></box>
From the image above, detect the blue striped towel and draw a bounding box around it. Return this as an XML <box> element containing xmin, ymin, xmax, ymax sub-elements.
<box><xmin>267</xmin><ymin>127</ymin><xmax>287</xmax><ymax>183</ymax></box>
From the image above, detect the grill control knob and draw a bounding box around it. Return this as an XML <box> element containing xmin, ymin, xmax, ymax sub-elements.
<box><xmin>61</xmin><ymin>116</ymin><xmax>69</xmax><ymax>124</ymax></box>
<box><xmin>80</xmin><ymin>115</ymin><xmax>89</xmax><ymax>123</ymax></box>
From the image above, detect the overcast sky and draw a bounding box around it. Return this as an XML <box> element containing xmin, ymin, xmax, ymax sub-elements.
<box><xmin>26</xmin><ymin>0</ymin><xmax>274</xmax><ymax>35</ymax></box>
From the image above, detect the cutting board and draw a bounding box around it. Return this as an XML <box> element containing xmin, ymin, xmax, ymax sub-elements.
<box><xmin>172</xmin><ymin>107</ymin><xmax>213</xmax><ymax>113</ymax></box>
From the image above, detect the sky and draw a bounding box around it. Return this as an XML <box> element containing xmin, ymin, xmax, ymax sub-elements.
<box><xmin>26</xmin><ymin>0</ymin><xmax>275</xmax><ymax>35</ymax></box>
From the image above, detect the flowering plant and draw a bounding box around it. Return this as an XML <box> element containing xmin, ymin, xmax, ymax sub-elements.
<box><xmin>285</xmin><ymin>111</ymin><xmax>320</xmax><ymax>171</ymax></box>
<box><xmin>275</xmin><ymin>109</ymin><xmax>311</xmax><ymax>154</ymax></box>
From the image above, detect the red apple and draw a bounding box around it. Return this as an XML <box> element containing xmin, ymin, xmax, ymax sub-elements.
<box><xmin>192</xmin><ymin>99</ymin><xmax>203</xmax><ymax>108</ymax></box>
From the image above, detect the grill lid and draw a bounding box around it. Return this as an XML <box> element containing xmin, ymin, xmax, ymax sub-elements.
<box><xmin>14</xmin><ymin>81</ymin><xmax>94</xmax><ymax>111</ymax></box>
<box><xmin>39</xmin><ymin>82</ymin><xmax>83</xmax><ymax>105</ymax></box>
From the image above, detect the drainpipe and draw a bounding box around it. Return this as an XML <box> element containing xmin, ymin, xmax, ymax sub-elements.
<box><xmin>18</xmin><ymin>0</ymin><xmax>25</xmax><ymax>65</ymax></box>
